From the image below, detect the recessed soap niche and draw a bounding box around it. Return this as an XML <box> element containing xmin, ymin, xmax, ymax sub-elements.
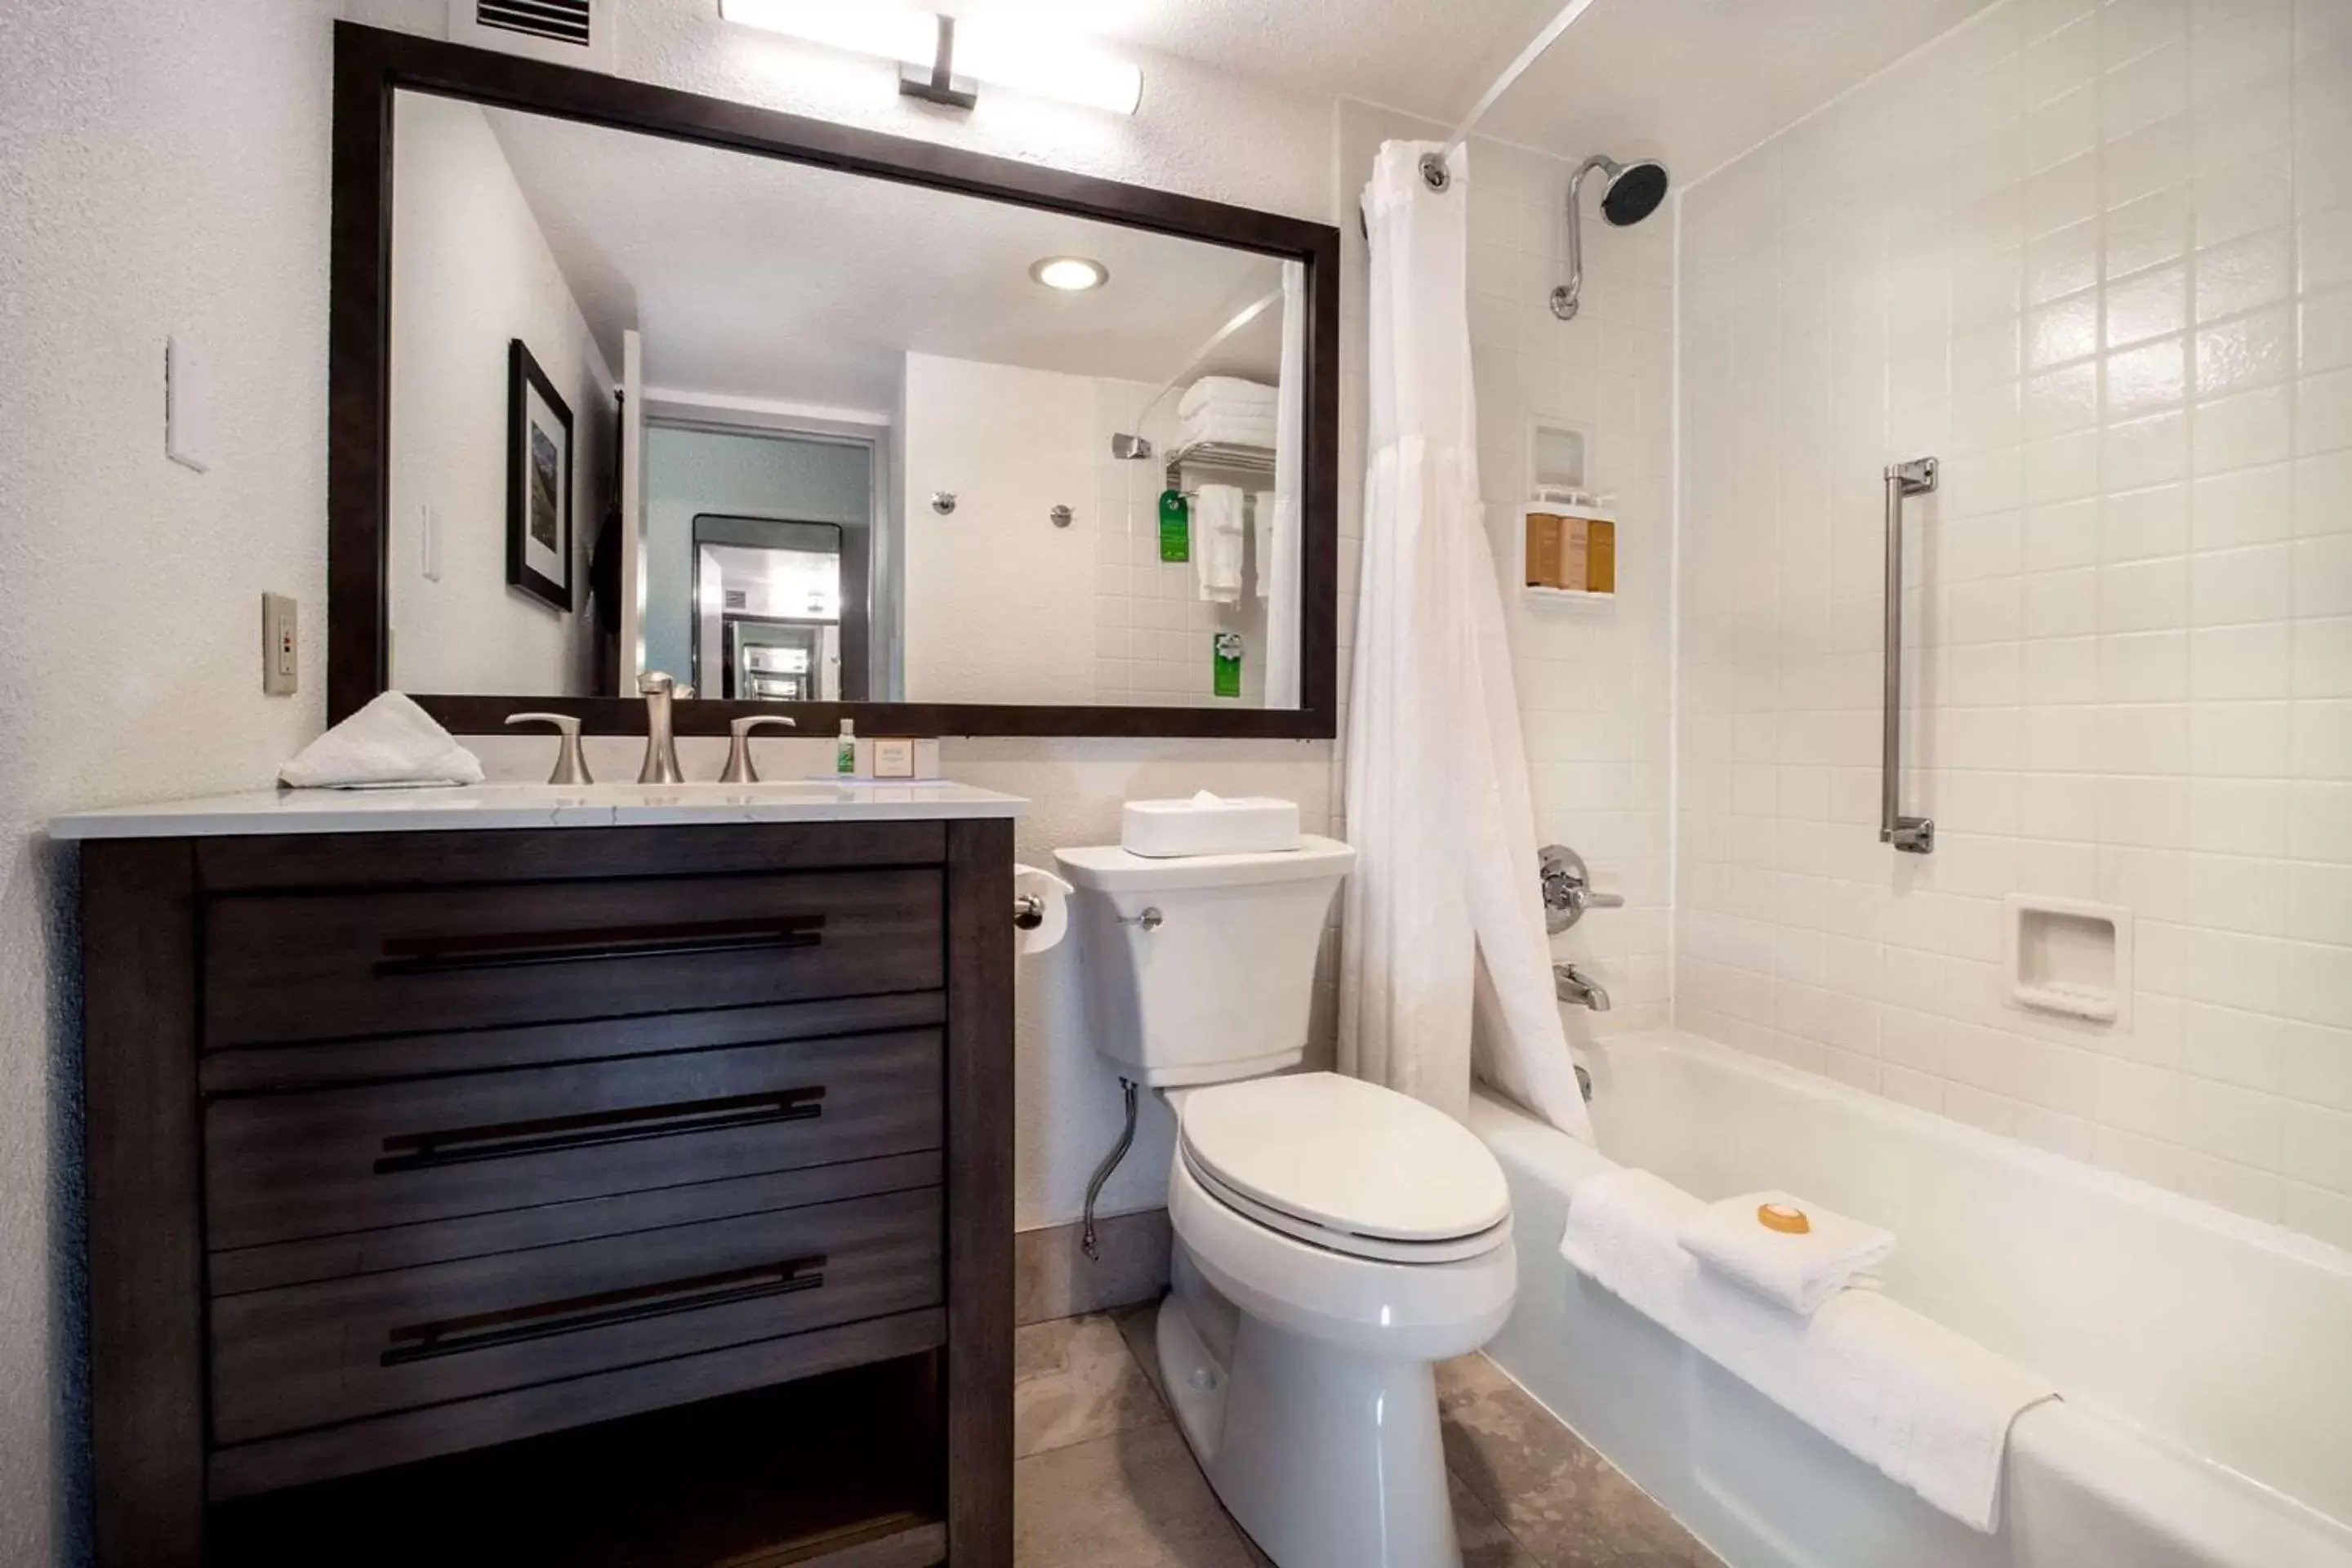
<box><xmin>1530</xmin><ymin>418</ymin><xmax>1588</xmax><ymax>492</ymax></box>
<box><xmin>2002</xmin><ymin>896</ymin><xmax>2132</xmax><ymax>1027</ymax></box>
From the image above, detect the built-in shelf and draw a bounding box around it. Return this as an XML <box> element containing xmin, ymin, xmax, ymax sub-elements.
<box><xmin>1522</xmin><ymin>585</ymin><xmax>1616</xmax><ymax>604</ymax></box>
<box><xmin>208</xmin><ymin>1357</ymin><xmax>946</xmax><ymax>1568</ymax></box>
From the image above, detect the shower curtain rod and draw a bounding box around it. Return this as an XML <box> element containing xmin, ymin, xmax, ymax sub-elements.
<box><xmin>1423</xmin><ymin>0</ymin><xmax>1602</xmax><ymax>188</ymax></box>
<box><xmin>1114</xmin><ymin>284</ymin><xmax>1285</xmax><ymax>455</ymax></box>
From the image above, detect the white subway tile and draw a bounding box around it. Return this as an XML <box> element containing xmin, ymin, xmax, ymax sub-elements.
<box><xmin>2192</xmin><ymin>384</ymin><xmax>2293</xmax><ymax>474</ymax></box>
<box><xmin>2190</xmin><ymin>461</ymin><xmax>2293</xmax><ymax>549</ymax></box>
<box><xmin>2189</xmin><ymin>542</ymin><xmax>2294</xmax><ymax>625</ymax></box>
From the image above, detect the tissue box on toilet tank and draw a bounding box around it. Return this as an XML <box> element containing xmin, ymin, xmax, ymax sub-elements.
<box><xmin>1121</xmin><ymin>793</ymin><xmax>1302</xmax><ymax>858</ymax></box>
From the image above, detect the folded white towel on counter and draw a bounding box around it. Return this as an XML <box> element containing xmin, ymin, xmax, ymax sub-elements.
<box><xmin>1178</xmin><ymin>376</ymin><xmax>1276</xmax><ymax>420</ymax></box>
<box><xmin>279</xmin><ymin>692</ymin><xmax>485</xmax><ymax>789</ymax></box>
<box><xmin>1562</xmin><ymin>1168</ymin><xmax>2056</xmax><ymax>1532</ymax></box>
<box><xmin>1681</xmin><ymin>1190</ymin><xmax>1895</xmax><ymax>1315</ymax></box>
<box><xmin>1193</xmin><ymin>484</ymin><xmax>1246</xmax><ymax>604</ymax></box>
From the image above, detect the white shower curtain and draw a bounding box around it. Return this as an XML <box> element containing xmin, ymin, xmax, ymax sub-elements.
<box><xmin>1339</xmin><ymin>142</ymin><xmax>1595</xmax><ymax>1145</ymax></box>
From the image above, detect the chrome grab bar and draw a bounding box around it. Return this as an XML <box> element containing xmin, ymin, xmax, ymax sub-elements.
<box><xmin>1882</xmin><ymin>457</ymin><xmax>1938</xmax><ymax>855</ymax></box>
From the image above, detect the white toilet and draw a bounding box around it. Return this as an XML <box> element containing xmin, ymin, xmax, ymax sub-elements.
<box><xmin>1056</xmin><ymin>832</ymin><xmax>1517</xmax><ymax>1568</ymax></box>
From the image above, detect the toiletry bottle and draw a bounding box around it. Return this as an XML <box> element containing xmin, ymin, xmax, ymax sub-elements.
<box><xmin>836</xmin><ymin>719</ymin><xmax>856</xmax><ymax>777</ymax></box>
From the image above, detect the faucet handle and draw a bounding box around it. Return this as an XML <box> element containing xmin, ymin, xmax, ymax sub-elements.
<box><xmin>637</xmin><ymin>670</ymin><xmax>675</xmax><ymax>696</ymax></box>
<box><xmin>718</xmin><ymin>715</ymin><xmax>799</xmax><ymax>785</ymax></box>
<box><xmin>1539</xmin><ymin>844</ymin><xmax>1622</xmax><ymax>932</ymax></box>
<box><xmin>505</xmin><ymin>712</ymin><xmax>592</xmax><ymax>786</ymax></box>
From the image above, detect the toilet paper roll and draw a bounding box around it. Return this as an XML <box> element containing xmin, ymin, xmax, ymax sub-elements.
<box><xmin>1013</xmin><ymin>863</ymin><xmax>1073</xmax><ymax>956</ymax></box>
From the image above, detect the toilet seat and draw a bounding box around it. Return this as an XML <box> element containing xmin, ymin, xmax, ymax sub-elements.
<box><xmin>1176</xmin><ymin>1072</ymin><xmax>1512</xmax><ymax>1264</ymax></box>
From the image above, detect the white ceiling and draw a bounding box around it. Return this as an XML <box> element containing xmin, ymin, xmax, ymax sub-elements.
<box><xmin>949</xmin><ymin>0</ymin><xmax>2000</xmax><ymax>183</ymax></box>
<box><xmin>476</xmin><ymin>101</ymin><xmax>1287</xmax><ymax>411</ymax></box>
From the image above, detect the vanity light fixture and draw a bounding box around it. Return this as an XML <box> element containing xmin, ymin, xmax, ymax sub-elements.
<box><xmin>719</xmin><ymin>0</ymin><xmax>1144</xmax><ymax>116</ymax></box>
<box><xmin>1030</xmin><ymin>256</ymin><xmax>1107</xmax><ymax>292</ymax></box>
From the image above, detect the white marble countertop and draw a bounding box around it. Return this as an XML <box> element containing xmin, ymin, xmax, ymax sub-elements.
<box><xmin>49</xmin><ymin>781</ymin><xmax>1028</xmax><ymax>840</ymax></box>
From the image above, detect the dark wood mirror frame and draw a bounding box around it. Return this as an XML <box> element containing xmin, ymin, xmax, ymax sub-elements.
<box><xmin>329</xmin><ymin>22</ymin><xmax>1341</xmax><ymax>741</ymax></box>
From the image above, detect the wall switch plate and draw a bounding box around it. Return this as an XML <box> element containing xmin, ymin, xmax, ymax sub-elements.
<box><xmin>262</xmin><ymin>593</ymin><xmax>298</xmax><ymax>696</ymax></box>
<box><xmin>166</xmin><ymin>335</ymin><xmax>212</xmax><ymax>474</ymax></box>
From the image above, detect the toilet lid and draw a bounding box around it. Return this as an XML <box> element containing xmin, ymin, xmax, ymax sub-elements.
<box><xmin>1177</xmin><ymin>1073</ymin><xmax>1510</xmax><ymax>1244</ymax></box>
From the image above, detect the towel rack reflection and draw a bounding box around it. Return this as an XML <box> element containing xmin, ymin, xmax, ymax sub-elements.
<box><xmin>1163</xmin><ymin>439</ymin><xmax>1276</xmax><ymax>493</ymax></box>
<box><xmin>1882</xmin><ymin>456</ymin><xmax>1938</xmax><ymax>855</ymax></box>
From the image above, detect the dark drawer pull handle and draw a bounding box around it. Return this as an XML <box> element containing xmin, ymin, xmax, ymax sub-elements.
<box><xmin>374</xmin><ymin>1086</ymin><xmax>825</xmax><ymax>1173</ymax></box>
<box><xmin>382</xmin><ymin>1254</ymin><xmax>826</xmax><ymax>1365</ymax></box>
<box><xmin>373</xmin><ymin>915</ymin><xmax>825</xmax><ymax>976</ymax></box>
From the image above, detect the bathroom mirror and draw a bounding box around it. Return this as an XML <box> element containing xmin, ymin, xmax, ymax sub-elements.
<box><xmin>330</xmin><ymin>24</ymin><xmax>1339</xmax><ymax>739</ymax></box>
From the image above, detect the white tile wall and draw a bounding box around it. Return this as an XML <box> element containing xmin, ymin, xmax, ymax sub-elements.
<box><xmin>1468</xmin><ymin>139</ymin><xmax>1678</xmax><ymax>1033</ymax></box>
<box><xmin>1676</xmin><ymin>0</ymin><xmax>2352</xmax><ymax>1248</ymax></box>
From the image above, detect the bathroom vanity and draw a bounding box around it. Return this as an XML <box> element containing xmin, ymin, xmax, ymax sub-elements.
<box><xmin>58</xmin><ymin>785</ymin><xmax>1022</xmax><ymax>1568</ymax></box>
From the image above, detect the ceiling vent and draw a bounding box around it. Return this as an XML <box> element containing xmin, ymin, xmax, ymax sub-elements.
<box><xmin>447</xmin><ymin>0</ymin><xmax>615</xmax><ymax>73</ymax></box>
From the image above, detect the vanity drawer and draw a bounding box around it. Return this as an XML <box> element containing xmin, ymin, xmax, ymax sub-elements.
<box><xmin>208</xmin><ymin>1185</ymin><xmax>942</xmax><ymax>1446</ymax></box>
<box><xmin>203</xmin><ymin>867</ymin><xmax>943</xmax><ymax>1046</ymax></box>
<box><xmin>206</xmin><ymin>1029</ymin><xmax>942</xmax><ymax>1252</ymax></box>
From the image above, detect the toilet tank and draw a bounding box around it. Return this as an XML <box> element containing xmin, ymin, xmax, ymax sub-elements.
<box><xmin>1054</xmin><ymin>837</ymin><xmax>1356</xmax><ymax>1087</ymax></box>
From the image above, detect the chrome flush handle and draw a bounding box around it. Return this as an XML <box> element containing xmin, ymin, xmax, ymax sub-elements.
<box><xmin>1116</xmin><ymin>906</ymin><xmax>1165</xmax><ymax>932</ymax></box>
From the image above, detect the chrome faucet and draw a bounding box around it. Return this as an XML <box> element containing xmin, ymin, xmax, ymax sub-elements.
<box><xmin>1554</xmin><ymin>962</ymin><xmax>1611</xmax><ymax>1012</ymax></box>
<box><xmin>636</xmin><ymin>671</ymin><xmax>688</xmax><ymax>784</ymax></box>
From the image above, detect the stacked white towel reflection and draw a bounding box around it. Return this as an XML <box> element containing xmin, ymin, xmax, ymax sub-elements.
<box><xmin>1561</xmin><ymin>1169</ymin><xmax>2056</xmax><ymax>1532</ymax></box>
<box><xmin>1178</xmin><ymin>376</ymin><xmax>1277</xmax><ymax>450</ymax></box>
<box><xmin>1682</xmin><ymin>1190</ymin><xmax>1896</xmax><ymax>1314</ymax></box>
<box><xmin>1193</xmin><ymin>484</ymin><xmax>1246</xmax><ymax>604</ymax></box>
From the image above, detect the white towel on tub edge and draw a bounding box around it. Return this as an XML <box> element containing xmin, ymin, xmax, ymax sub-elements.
<box><xmin>1560</xmin><ymin>1166</ymin><xmax>2057</xmax><ymax>1532</ymax></box>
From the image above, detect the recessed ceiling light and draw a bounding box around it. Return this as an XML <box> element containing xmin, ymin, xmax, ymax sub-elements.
<box><xmin>1031</xmin><ymin>256</ymin><xmax>1108</xmax><ymax>292</ymax></box>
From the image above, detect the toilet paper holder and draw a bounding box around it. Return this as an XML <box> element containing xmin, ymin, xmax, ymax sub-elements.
<box><xmin>1009</xmin><ymin>864</ymin><xmax>1075</xmax><ymax>956</ymax></box>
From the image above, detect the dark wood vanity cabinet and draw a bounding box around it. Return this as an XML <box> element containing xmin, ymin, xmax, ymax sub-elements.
<box><xmin>79</xmin><ymin>817</ymin><xmax>1013</xmax><ymax>1568</ymax></box>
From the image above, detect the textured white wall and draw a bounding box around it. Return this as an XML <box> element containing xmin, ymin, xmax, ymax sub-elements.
<box><xmin>389</xmin><ymin>92</ymin><xmax>615</xmax><ymax>697</ymax></box>
<box><xmin>0</xmin><ymin>2</ymin><xmax>340</xmax><ymax>1561</ymax></box>
<box><xmin>1676</xmin><ymin>0</ymin><xmax>2352</xmax><ymax>1248</ymax></box>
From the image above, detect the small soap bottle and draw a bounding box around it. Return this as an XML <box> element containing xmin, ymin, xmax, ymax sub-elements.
<box><xmin>835</xmin><ymin>719</ymin><xmax>856</xmax><ymax>777</ymax></box>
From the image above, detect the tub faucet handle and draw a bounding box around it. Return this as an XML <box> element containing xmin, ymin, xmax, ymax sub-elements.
<box><xmin>1539</xmin><ymin>844</ymin><xmax>1624</xmax><ymax>933</ymax></box>
<box><xmin>504</xmin><ymin>712</ymin><xmax>592</xmax><ymax>786</ymax></box>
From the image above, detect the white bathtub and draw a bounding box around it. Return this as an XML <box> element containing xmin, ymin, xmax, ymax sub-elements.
<box><xmin>1467</xmin><ymin>1031</ymin><xmax>2352</xmax><ymax>1568</ymax></box>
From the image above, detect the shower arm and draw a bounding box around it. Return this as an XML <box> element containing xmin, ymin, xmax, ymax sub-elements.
<box><xmin>1554</xmin><ymin>154</ymin><xmax>1616</xmax><ymax>322</ymax></box>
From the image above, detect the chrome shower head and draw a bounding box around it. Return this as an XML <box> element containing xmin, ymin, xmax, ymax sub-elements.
<box><xmin>1552</xmin><ymin>154</ymin><xmax>1671</xmax><ymax>322</ymax></box>
<box><xmin>1598</xmin><ymin>158</ymin><xmax>1669</xmax><ymax>225</ymax></box>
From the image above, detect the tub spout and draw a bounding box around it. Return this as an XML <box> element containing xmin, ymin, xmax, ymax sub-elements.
<box><xmin>1554</xmin><ymin>962</ymin><xmax>1611</xmax><ymax>1012</ymax></box>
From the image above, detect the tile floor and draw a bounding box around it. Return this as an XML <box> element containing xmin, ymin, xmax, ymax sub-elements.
<box><xmin>1012</xmin><ymin>1304</ymin><xmax>1722</xmax><ymax>1568</ymax></box>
